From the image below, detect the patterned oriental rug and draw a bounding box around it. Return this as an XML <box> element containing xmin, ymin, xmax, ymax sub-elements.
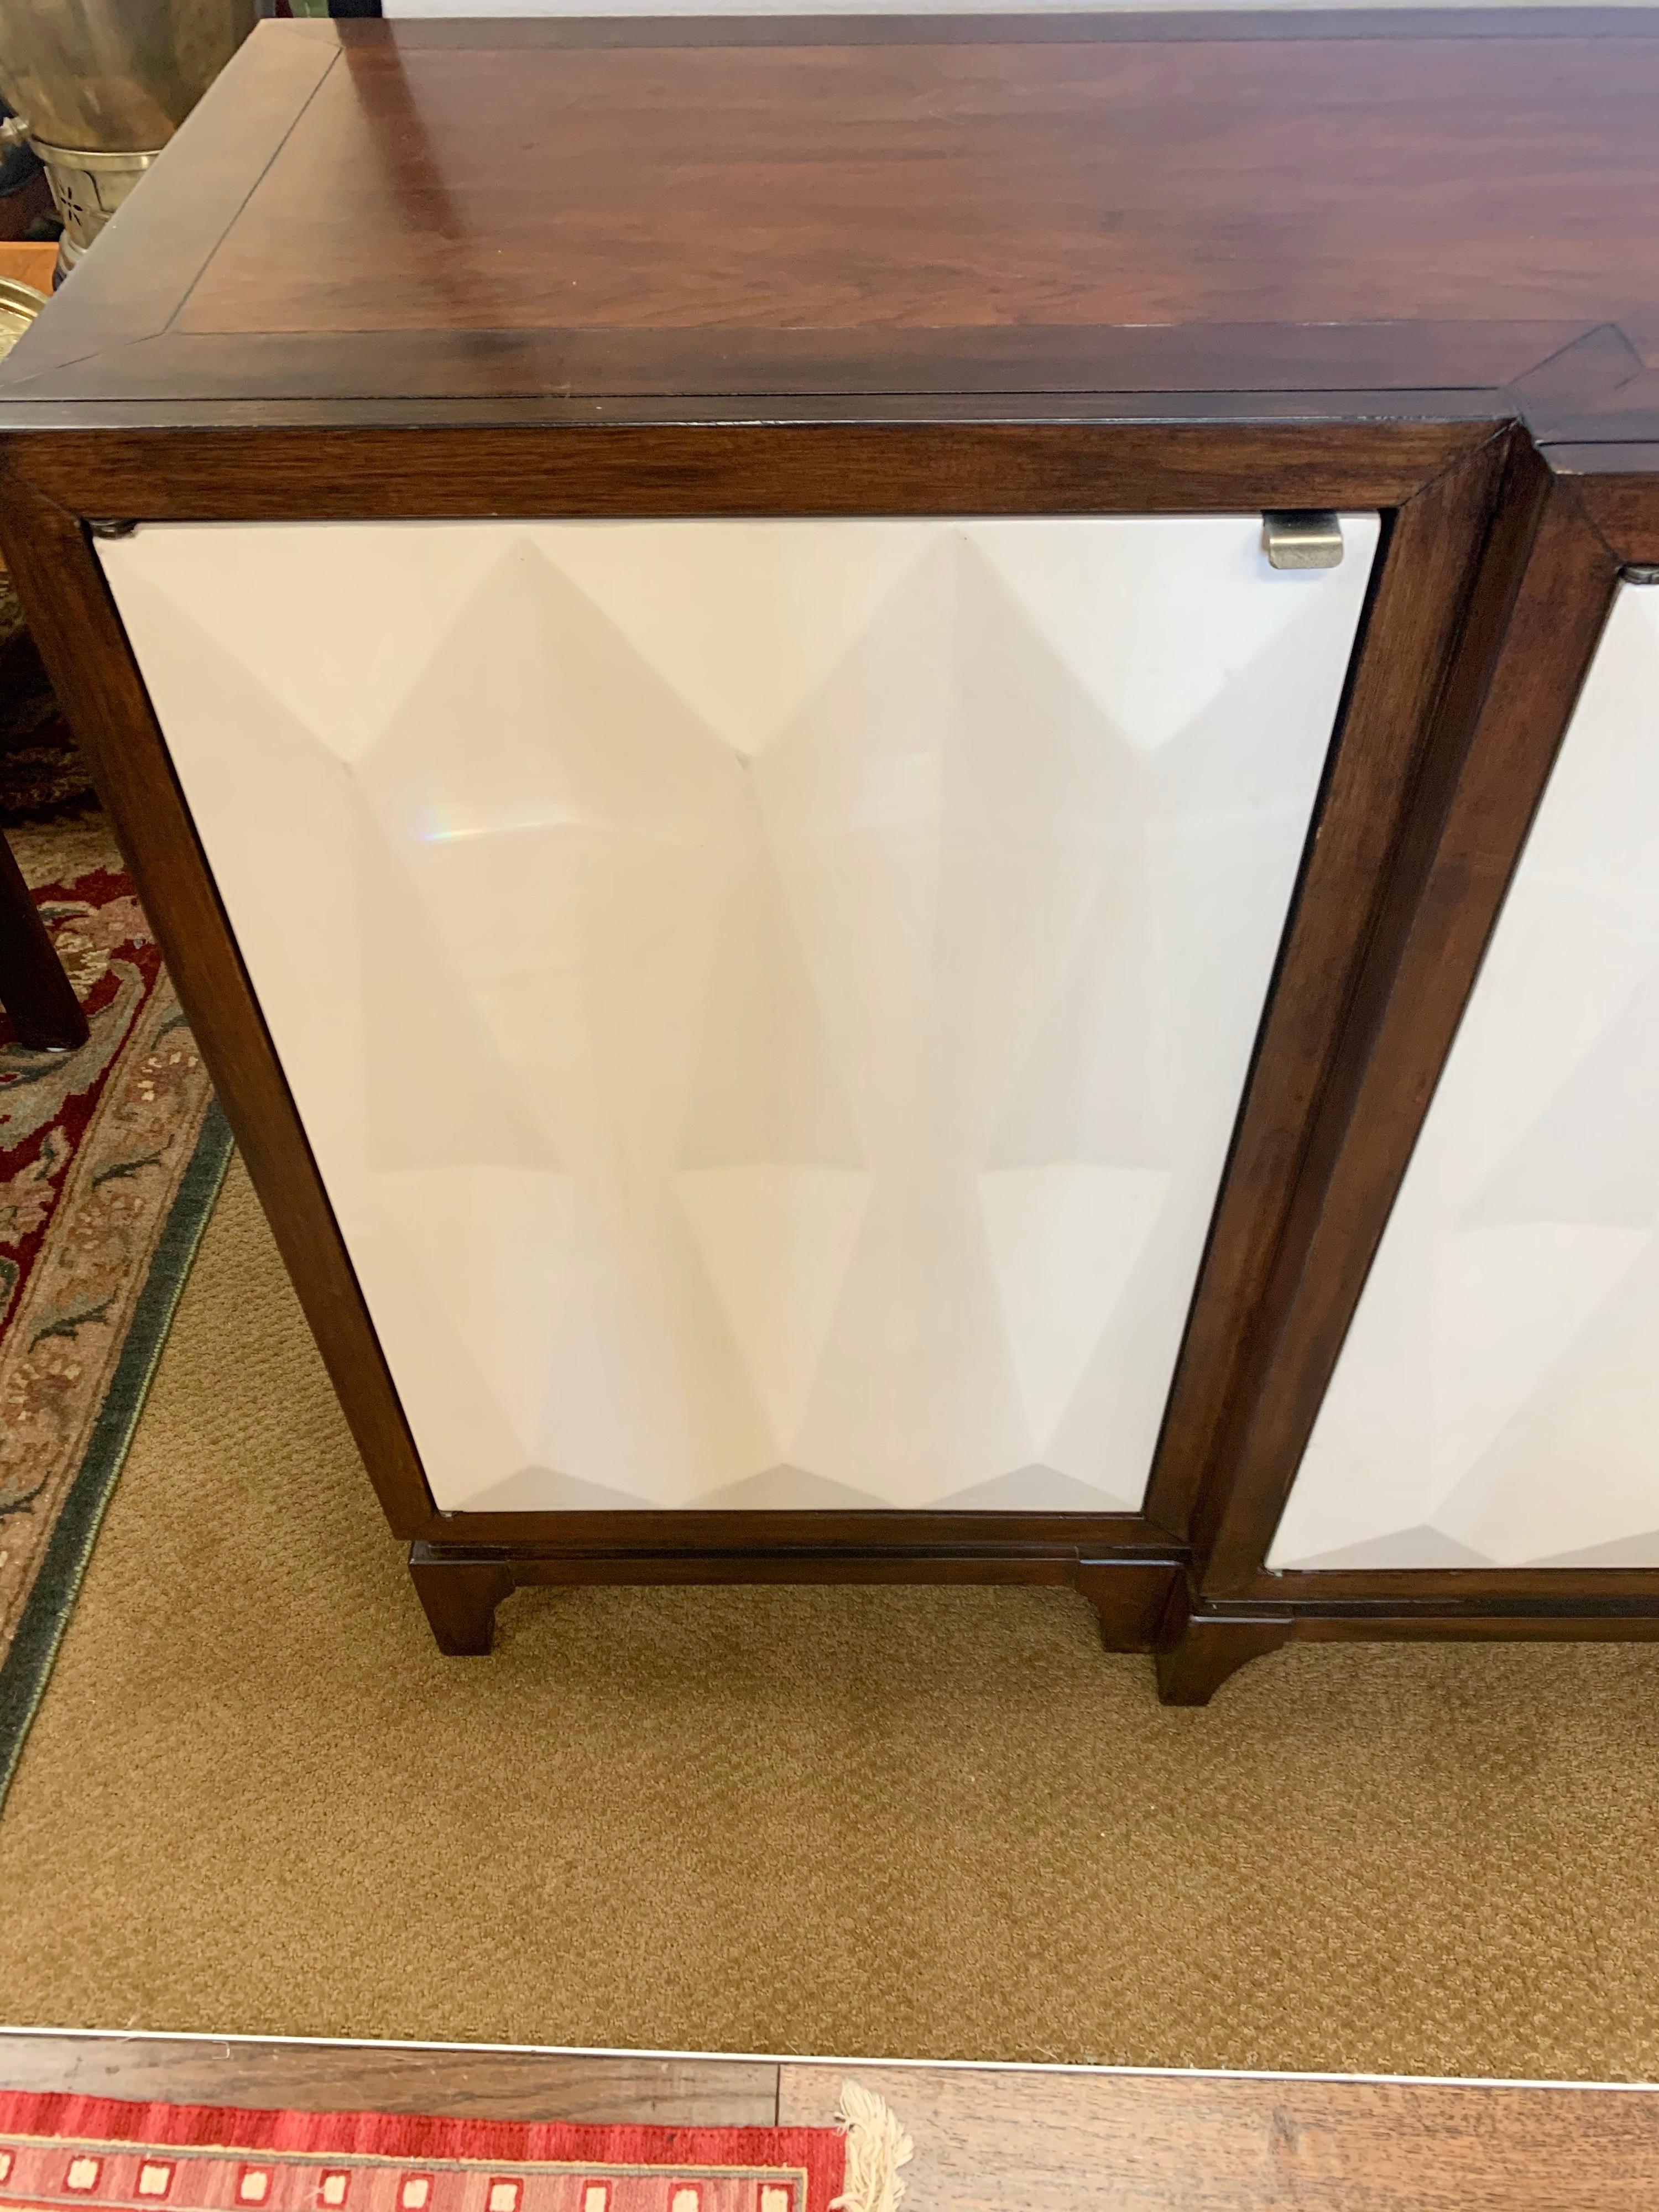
<box><xmin>0</xmin><ymin>585</ymin><xmax>231</xmax><ymax>1798</ymax></box>
<box><xmin>0</xmin><ymin>2089</ymin><xmax>913</xmax><ymax>2212</ymax></box>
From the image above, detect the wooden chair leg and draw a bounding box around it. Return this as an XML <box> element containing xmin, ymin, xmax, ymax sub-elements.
<box><xmin>408</xmin><ymin>1545</ymin><xmax>515</xmax><ymax>1656</ymax></box>
<box><xmin>0</xmin><ymin>827</ymin><xmax>86</xmax><ymax>1052</ymax></box>
<box><xmin>1155</xmin><ymin>1609</ymin><xmax>1293</xmax><ymax>1706</ymax></box>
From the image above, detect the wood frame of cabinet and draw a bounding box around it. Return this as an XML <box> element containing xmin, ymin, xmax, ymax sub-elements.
<box><xmin>0</xmin><ymin>416</ymin><xmax>1535</xmax><ymax>1684</ymax></box>
<box><xmin>1162</xmin><ymin>443</ymin><xmax>1659</xmax><ymax>1701</ymax></box>
<box><xmin>6</xmin><ymin>12</ymin><xmax>1659</xmax><ymax>1698</ymax></box>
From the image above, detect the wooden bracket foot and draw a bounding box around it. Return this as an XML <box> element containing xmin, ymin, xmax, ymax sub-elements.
<box><xmin>408</xmin><ymin>1545</ymin><xmax>516</xmax><ymax>1656</ymax></box>
<box><xmin>1155</xmin><ymin>1602</ymin><xmax>1293</xmax><ymax>1705</ymax></box>
<box><xmin>1075</xmin><ymin>1557</ymin><xmax>1185</xmax><ymax>1652</ymax></box>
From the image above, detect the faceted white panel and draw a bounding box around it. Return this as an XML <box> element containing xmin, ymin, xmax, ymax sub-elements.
<box><xmin>1271</xmin><ymin>582</ymin><xmax>1659</xmax><ymax>1571</ymax></box>
<box><xmin>101</xmin><ymin>514</ymin><xmax>1375</xmax><ymax>1514</ymax></box>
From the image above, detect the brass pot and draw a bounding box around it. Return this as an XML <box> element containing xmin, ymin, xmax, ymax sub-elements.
<box><xmin>0</xmin><ymin>0</ymin><xmax>257</xmax><ymax>276</ymax></box>
<box><xmin>0</xmin><ymin>272</ymin><xmax>47</xmax><ymax>358</ymax></box>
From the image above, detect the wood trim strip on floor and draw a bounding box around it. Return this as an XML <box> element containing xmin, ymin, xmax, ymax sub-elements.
<box><xmin>0</xmin><ymin>2036</ymin><xmax>778</xmax><ymax>2128</ymax></box>
<box><xmin>0</xmin><ymin>2032</ymin><xmax>1654</xmax><ymax>2208</ymax></box>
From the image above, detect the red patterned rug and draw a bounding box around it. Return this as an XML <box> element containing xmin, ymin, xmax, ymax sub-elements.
<box><xmin>0</xmin><ymin>586</ymin><xmax>230</xmax><ymax>1801</ymax></box>
<box><xmin>0</xmin><ymin>2089</ymin><xmax>912</xmax><ymax>2212</ymax></box>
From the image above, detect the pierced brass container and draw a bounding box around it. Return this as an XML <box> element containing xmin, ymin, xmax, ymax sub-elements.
<box><xmin>0</xmin><ymin>273</ymin><xmax>48</xmax><ymax>358</ymax></box>
<box><xmin>0</xmin><ymin>0</ymin><xmax>257</xmax><ymax>279</ymax></box>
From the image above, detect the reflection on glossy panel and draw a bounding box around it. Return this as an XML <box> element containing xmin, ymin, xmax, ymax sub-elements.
<box><xmin>1272</xmin><ymin>583</ymin><xmax>1659</xmax><ymax>1571</ymax></box>
<box><xmin>102</xmin><ymin>514</ymin><xmax>1375</xmax><ymax>1513</ymax></box>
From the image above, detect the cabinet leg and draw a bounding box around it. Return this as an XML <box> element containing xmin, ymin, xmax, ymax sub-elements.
<box><xmin>1075</xmin><ymin>1557</ymin><xmax>1183</xmax><ymax>1652</ymax></box>
<box><xmin>1155</xmin><ymin>1608</ymin><xmax>1293</xmax><ymax>1706</ymax></box>
<box><xmin>408</xmin><ymin>1546</ymin><xmax>515</xmax><ymax>1656</ymax></box>
<box><xmin>0</xmin><ymin>830</ymin><xmax>87</xmax><ymax>1053</ymax></box>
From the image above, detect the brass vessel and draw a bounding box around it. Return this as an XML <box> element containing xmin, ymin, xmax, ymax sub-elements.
<box><xmin>0</xmin><ymin>272</ymin><xmax>47</xmax><ymax>358</ymax></box>
<box><xmin>0</xmin><ymin>0</ymin><xmax>257</xmax><ymax>276</ymax></box>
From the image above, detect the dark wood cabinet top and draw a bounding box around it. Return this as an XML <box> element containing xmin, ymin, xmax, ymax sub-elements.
<box><xmin>5</xmin><ymin>9</ymin><xmax>1659</xmax><ymax>440</ymax></box>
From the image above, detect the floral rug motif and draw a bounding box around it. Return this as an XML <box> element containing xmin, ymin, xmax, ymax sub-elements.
<box><xmin>0</xmin><ymin>715</ymin><xmax>231</xmax><ymax>1802</ymax></box>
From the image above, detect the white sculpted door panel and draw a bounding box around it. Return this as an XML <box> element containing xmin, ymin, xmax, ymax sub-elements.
<box><xmin>102</xmin><ymin>514</ymin><xmax>1377</xmax><ymax>1513</ymax></box>
<box><xmin>1271</xmin><ymin>582</ymin><xmax>1659</xmax><ymax>1571</ymax></box>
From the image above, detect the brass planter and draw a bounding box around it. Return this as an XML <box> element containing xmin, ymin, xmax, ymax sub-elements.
<box><xmin>0</xmin><ymin>0</ymin><xmax>257</xmax><ymax>278</ymax></box>
<box><xmin>28</xmin><ymin>141</ymin><xmax>158</xmax><ymax>275</ymax></box>
<box><xmin>0</xmin><ymin>272</ymin><xmax>47</xmax><ymax>357</ymax></box>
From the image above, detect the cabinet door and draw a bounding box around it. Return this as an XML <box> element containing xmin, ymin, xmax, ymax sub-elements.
<box><xmin>1271</xmin><ymin>580</ymin><xmax>1659</xmax><ymax>1571</ymax></box>
<box><xmin>102</xmin><ymin>514</ymin><xmax>1375</xmax><ymax>1515</ymax></box>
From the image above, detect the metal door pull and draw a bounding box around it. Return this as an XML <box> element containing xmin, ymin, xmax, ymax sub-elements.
<box><xmin>1263</xmin><ymin>512</ymin><xmax>1344</xmax><ymax>569</ymax></box>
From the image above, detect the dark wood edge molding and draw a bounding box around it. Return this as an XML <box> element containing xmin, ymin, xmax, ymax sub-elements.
<box><xmin>1185</xmin><ymin>452</ymin><xmax>1627</xmax><ymax>1597</ymax></box>
<box><xmin>1295</xmin><ymin>1611</ymin><xmax>1659</xmax><ymax>1640</ymax></box>
<box><xmin>1258</xmin><ymin>1566</ymin><xmax>1659</xmax><ymax>1606</ymax></box>
<box><xmin>406</xmin><ymin>1542</ymin><xmax>1186</xmax><ymax>1659</ymax></box>
<box><xmin>425</xmin><ymin>1510</ymin><xmax>1177</xmax><ymax>1552</ymax></box>
<box><xmin>1548</xmin><ymin>448</ymin><xmax>1659</xmax><ymax>492</ymax></box>
<box><xmin>0</xmin><ymin>421</ymin><xmax>1495</xmax><ymax>521</ymax></box>
<box><xmin>407</xmin><ymin>1535</ymin><xmax>1659</xmax><ymax>1692</ymax></box>
<box><xmin>342</xmin><ymin>9</ymin><xmax>1659</xmax><ymax>48</ymax></box>
<box><xmin>0</xmin><ymin>393</ymin><xmax>1521</xmax><ymax>434</ymax></box>
<box><xmin>0</xmin><ymin>334</ymin><xmax>1610</xmax><ymax>422</ymax></box>
<box><xmin>0</xmin><ymin>368</ymin><xmax>1542</xmax><ymax>426</ymax></box>
<box><xmin>1154</xmin><ymin>1572</ymin><xmax>1659</xmax><ymax>1704</ymax></box>
<box><xmin>1554</xmin><ymin>460</ymin><xmax>1659</xmax><ymax>562</ymax></box>
<box><xmin>1145</xmin><ymin>427</ymin><xmax>1510</xmax><ymax>1535</ymax></box>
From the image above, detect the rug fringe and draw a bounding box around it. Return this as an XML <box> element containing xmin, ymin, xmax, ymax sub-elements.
<box><xmin>831</xmin><ymin>2080</ymin><xmax>914</xmax><ymax>2212</ymax></box>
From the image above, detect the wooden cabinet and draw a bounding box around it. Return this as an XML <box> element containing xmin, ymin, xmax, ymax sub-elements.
<box><xmin>2</xmin><ymin>9</ymin><xmax>1657</xmax><ymax>1698</ymax></box>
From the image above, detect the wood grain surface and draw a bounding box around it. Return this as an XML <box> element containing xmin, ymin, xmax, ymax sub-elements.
<box><xmin>0</xmin><ymin>2036</ymin><xmax>776</xmax><ymax>2127</ymax></box>
<box><xmin>1189</xmin><ymin>466</ymin><xmax>1631</xmax><ymax>1605</ymax></box>
<box><xmin>184</xmin><ymin>34</ymin><xmax>1659</xmax><ymax>336</ymax></box>
<box><xmin>0</xmin><ymin>2036</ymin><xmax>1653</xmax><ymax>2209</ymax></box>
<box><xmin>1144</xmin><ymin>432</ymin><xmax>1509</xmax><ymax>1540</ymax></box>
<box><xmin>778</xmin><ymin>2060</ymin><xmax>1659</xmax><ymax>2210</ymax></box>
<box><xmin>1</xmin><ymin>13</ymin><xmax>1658</xmax><ymax>423</ymax></box>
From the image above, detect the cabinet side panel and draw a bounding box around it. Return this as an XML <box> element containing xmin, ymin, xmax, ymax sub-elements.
<box><xmin>1271</xmin><ymin>582</ymin><xmax>1659</xmax><ymax>1571</ymax></box>
<box><xmin>101</xmin><ymin>512</ymin><xmax>1374</xmax><ymax>1516</ymax></box>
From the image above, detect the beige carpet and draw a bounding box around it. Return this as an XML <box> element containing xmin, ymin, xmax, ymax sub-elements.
<box><xmin>1</xmin><ymin>1156</ymin><xmax>1657</xmax><ymax>2078</ymax></box>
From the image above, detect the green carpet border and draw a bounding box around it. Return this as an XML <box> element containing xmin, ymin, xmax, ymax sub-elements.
<box><xmin>0</xmin><ymin>1097</ymin><xmax>234</xmax><ymax>1812</ymax></box>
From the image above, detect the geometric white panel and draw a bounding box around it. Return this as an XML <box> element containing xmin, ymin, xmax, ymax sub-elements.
<box><xmin>979</xmin><ymin>1163</ymin><xmax>1171</xmax><ymax>1454</ymax></box>
<box><xmin>101</xmin><ymin>513</ymin><xmax>1375</xmax><ymax>1512</ymax></box>
<box><xmin>676</xmin><ymin>1164</ymin><xmax>870</xmax><ymax>1454</ymax></box>
<box><xmin>1271</xmin><ymin>581</ymin><xmax>1659</xmax><ymax>1568</ymax></box>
